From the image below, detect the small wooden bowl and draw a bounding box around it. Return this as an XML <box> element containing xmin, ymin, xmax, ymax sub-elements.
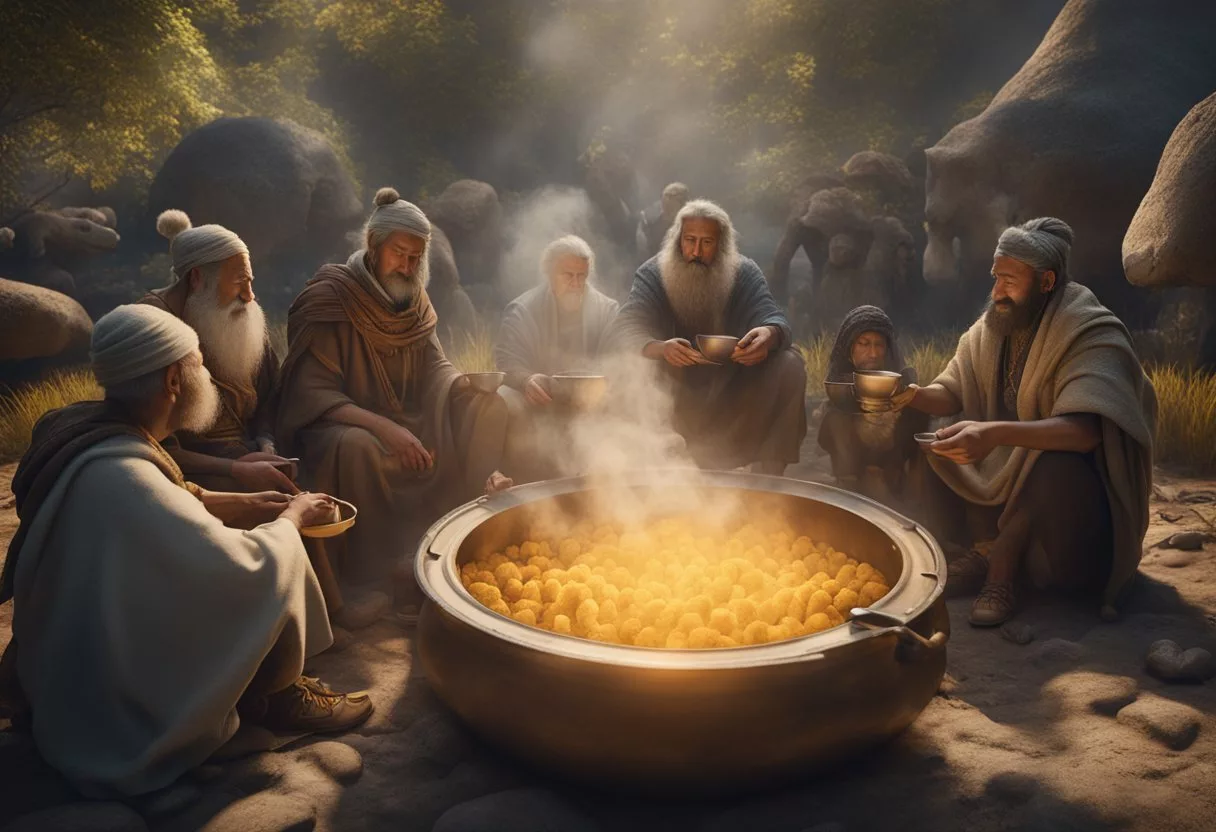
<box><xmin>300</xmin><ymin>498</ymin><xmax>358</xmax><ymax>539</ymax></box>
<box><xmin>914</xmin><ymin>432</ymin><xmax>938</xmax><ymax>452</ymax></box>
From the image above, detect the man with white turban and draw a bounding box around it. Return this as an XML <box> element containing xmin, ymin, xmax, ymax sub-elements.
<box><xmin>610</xmin><ymin>199</ymin><xmax>808</xmax><ymax>474</ymax></box>
<box><xmin>277</xmin><ymin>188</ymin><xmax>509</xmax><ymax>611</ymax></box>
<box><xmin>895</xmin><ymin>217</ymin><xmax>1157</xmax><ymax>626</ymax></box>
<box><xmin>494</xmin><ymin>234</ymin><xmax>620</xmax><ymax>482</ymax></box>
<box><xmin>141</xmin><ymin>209</ymin><xmax>297</xmax><ymax>495</ymax></box>
<box><xmin>0</xmin><ymin>304</ymin><xmax>372</xmax><ymax>797</ymax></box>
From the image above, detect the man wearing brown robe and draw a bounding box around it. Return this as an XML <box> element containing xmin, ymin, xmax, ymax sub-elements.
<box><xmin>495</xmin><ymin>234</ymin><xmax>619</xmax><ymax>482</ymax></box>
<box><xmin>276</xmin><ymin>187</ymin><xmax>509</xmax><ymax>605</ymax></box>
<box><xmin>611</xmin><ymin>199</ymin><xmax>807</xmax><ymax>474</ymax></box>
<box><xmin>140</xmin><ymin>209</ymin><xmax>296</xmax><ymax>494</ymax></box>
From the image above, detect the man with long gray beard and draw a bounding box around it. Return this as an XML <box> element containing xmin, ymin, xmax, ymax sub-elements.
<box><xmin>0</xmin><ymin>304</ymin><xmax>371</xmax><ymax>797</ymax></box>
<box><xmin>143</xmin><ymin>209</ymin><xmax>297</xmax><ymax>495</ymax></box>
<box><xmin>895</xmin><ymin>218</ymin><xmax>1156</xmax><ymax>626</ymax></box>
<box><xmin>495</xmin><ymin>234</ymin><xmax>619</xmax><ymax>482</ymax></box>
<box><xmin>611</xmin><ymin>199</ymin><xmax>807</xmax><ymax>474</ymax></box>
<box><xmin>276</xmin><ymin>188</ymin><xmax>509</xmax><ymax>611</ymax></box>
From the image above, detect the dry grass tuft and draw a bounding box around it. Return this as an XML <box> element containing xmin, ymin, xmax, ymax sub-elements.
<box><xmin>0</xmin><ymin>369</ymin><xmax>103</xmax><ymax>461</ymax></box>
<box><xmin>1148</xmin><ymin>365</ymin><xmax>1216</xmax><ymax>473</ymax></box>
<box><xmin>448</xmin><ymin>320</ymin><xmax>497</xmax><ymax>373</ymax></box>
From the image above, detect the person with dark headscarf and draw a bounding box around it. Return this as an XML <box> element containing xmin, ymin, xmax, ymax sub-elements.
<box><xmin>817</xmin><ymin>305</ymin><xmax>927</xmax><ymax>504</ymax></box>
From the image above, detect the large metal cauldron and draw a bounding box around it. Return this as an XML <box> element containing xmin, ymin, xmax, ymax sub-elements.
<box><xmin>415</xmin><ymin>471</ymin><xmax>948</xmax><ymax>792</ymax></box>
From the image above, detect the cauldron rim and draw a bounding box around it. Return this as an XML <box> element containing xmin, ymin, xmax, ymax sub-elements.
<box><xmin>416</xmin><ymin>469</ymin><xmax>946</xmax><ymax>670</ymax></box>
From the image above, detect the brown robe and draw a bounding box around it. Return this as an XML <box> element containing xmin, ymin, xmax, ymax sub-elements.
<box><xmin>140</xmin><ymin>283</ymin><xmax>280</xmax><ymax>490</ymax></box>
<box><xmin>276</xmin><ymin>252</ymin><xmax>507</xmax><ymax>590</ymax></box>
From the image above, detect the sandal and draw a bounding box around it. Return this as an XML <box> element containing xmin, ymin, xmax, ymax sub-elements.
<box><xmin>970</xmin><ymin>581</ymin><xmax>1017</xmax><ymax>627</ymax></box>
<box><xmin>946</xmin><ymin>549</ymin><xmax>990</xmax><ymax>598</ymax></box>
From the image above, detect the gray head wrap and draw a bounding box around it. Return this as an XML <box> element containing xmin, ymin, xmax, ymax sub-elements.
<box><xmin>91</xmin><ymin>304</ymin><xmax>199</xmax><ymax>388</ymax></box>
<box><xmin>994</xmin><ymin>217</ymin><xmax>1074</xmax><ymax>281</ymax></box>
<box><xmin>156</xmin><ymin>209</ymin><xmax>249</xmax><ymax>282</ymax></box>
<box><xmin>365</xmin><ymin>186</ymin><xmax>431</xmax><ymax>250</ymax></box>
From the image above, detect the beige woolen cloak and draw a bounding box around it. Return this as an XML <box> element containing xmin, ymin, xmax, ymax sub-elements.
<box><xmin>276</xmin><ymin>255</ymin><xmax>506</xmax><ymax>587</ymax></box>
<box><xmin>11</xmin><ymin>436</ymin><xmax>331</xmax><ymax>797</ymax></box>
<box><xmin>929</xmin><ymin>281</ymin><xmax>1157</xmax><ymax>610</ymax></box>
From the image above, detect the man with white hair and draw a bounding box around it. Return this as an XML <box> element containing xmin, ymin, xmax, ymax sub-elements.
<box><xmin>0</xmin><ymin>304</ymin><xmax>372</xmax><ymax>797</ymax></box>
<box><xmin>277</xmin><ymin>188</ymin><xmax>509</xmax><ymax>607</ymax></box>
<box><xmin>494</xmin><ymin>234</ymin><xmax>619</xmax><ymax>482</ymax></box>
<box><xmin>896</xmin><ymin>217</ymin><xmax>1156</xmax><ymax>626</ymax></box>
<box><xmin>612</xmin><ymin>199</ymin><xmax>808</xmax><ymax>474</ymax></box>
<box><xmin>142</xmin><ymin>209</ymin><xmax>296</xmax><ymax>495</ymax></box>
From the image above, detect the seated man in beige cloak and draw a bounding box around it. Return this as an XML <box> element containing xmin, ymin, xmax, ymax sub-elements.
<box><xmin>276</xmin><ymin>187</ymin><xmax>509</xmax><ymax>604</ymax></box>
<box><xmin>0</xmin><ymin>305</ymin><xmax>371</xmax><ymax>798</ymax></box>
<box><xmin>611</xmin><ymin>200</ymin><xmax>808</xmax><ymax>474</ymax></box>
<box><xmin>895</xmin><ymin>218</ymin><xmax>1156</xmax><ymax>626</ymax></box>
<box><xmin>494</xmin><ymin>234</ymin><xmax>620</xmax><ymax>482</ymax></box>
<box><xmin>140</xmin><ymin>209</ymin><xmax>297</xmax><ymax>495</ymax></box>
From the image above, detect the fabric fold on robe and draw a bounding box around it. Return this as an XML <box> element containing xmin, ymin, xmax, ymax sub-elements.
<box><xmin>10</xmin><ymin>435</ymin><xmax>330</xmax><ymax>797</ymax></box>
<box><xmin>276</xmin><ymin>251</ymin><xmax>506</xmax><ymax>586</ymax></box>
<box><xmin>929</xmin><ymin>281</ymin><xmax>1157</xmax><ymax>610</ymax></box>
<box><xmin>609</xmin><ymin>255</ymin><xmax>807</xmax><ymax>470</ymax></box>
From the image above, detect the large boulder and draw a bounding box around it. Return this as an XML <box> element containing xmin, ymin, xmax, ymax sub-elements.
<box><xmin>1124</xmin><ymin>91</ymin><xmax>1216</xmax><ymax>288</ymax></box>
<box><xmin>148</xmin><ymin>117</ymin><xmax>363</xmax><ymax>303</ymax></box>
<box><xmin>0</xmin><ymin>277</ymin><xmax>93</xmax><ymax>363</ymax></box>
<box><xmin>425</xmin><ymin>179</ymin><xmax>504</xmax><ymax>288</ymax></box>
<box><xmin>922</xmin><ymin>0</ymin><xmax>1216</xmax><ymax>328</ymax></box>
<box><xmin>427</xmin><ymin>225</ymin><xmax>478</xmax><ymax>346</ymax></box>
<box><xmin>0</xmin><ymin>211</ymin><xmax>120</xmax><ymax>296</ymax></box>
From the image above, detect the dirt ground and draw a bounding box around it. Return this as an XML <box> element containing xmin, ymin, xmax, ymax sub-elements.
<box><xmin>1</xmin><ymin>430</ymin><xmax>1214</xmax><ymax>832</ymax></box>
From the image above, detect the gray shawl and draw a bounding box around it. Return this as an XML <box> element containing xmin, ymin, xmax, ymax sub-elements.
<box><xmin>495</xmin><ymin>284</ymin><xmax>620</xmax><ymax>390</ymax></box>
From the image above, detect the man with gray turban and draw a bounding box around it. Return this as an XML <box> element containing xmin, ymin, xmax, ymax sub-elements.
<box><xmin>894</xmin><ymin>218</ymin><xmax>1156</xmax><ymax>626</ymax></box>
<box><xmin>494</xmin><ymin>234</ymin><xmax>620</xmax><ymax>482</ymax></box>
<box><xmin>0</xmin><ymin>304</ymin><xmax>372</xmax><ymax>797</ymax></box>
<box><xmin>142</xmin><ymin>209</ymin><xmax>296</xmax><ymax>495</ymax></box>
<box><xmin>277</xmin><ymin>188</ymin><xmax>509</xmax><ymax>615</ymax></box>
<box><xmin>611</xmin><ymin>199</ymin><xmax>808</xmax><ymax>474</ymax></box>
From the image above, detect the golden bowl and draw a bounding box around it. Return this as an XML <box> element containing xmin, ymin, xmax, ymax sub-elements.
<box><xmin>696</xmin><ymin>334</ymin><xmax>739</xmax><ymax>363</ymax></box>
<box><xmin>300</xmin><ymin>498</ymin><xmax>358</xmax><ymax>539</ymax></box>
<box><xmin>464</xmin><ymin>371</ymin><xmax>506</xmax><ymax>394</ymax></box>
<box><xmin>551</xmin><ymin>372</ymin><xmax>609</xmax><ymax>410</ymax></box>
<box><xmin>853</xmin><ymin>370</ymin><xmax>902</xmax><ymax>399</ymax></box>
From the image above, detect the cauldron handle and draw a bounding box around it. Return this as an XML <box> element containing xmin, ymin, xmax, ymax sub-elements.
<box><xmin>849</xmin><ymin>607</ymin><xmax>949</xmax><ymax>661</ymax></box>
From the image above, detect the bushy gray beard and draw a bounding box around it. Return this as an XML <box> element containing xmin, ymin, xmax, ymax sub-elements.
<box><xmin>379</xmin><ymin>271</ymin><xmax>423</xmax><ymax>305</ymax></box>
<box><xmin>177</xmin><ymin>361</ymin><xmax>222</xmax><ymax>434</ymax></box>
<box><xmin>984</xmin><ymin>291</ymin><xmax>1048</xmax><ymax>337</ymax></box>
<box><xmin>658</xmin><ymin>249</ymin><xmax>737</xmax><ymax>335</ymax></box>
<box><xmin>184</xmin><ymin>290</ymin><xmax>267</xmax><ymax>386</ymax></box>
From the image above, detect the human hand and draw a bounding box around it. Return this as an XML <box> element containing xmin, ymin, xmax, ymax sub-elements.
<box><xmin>661</xmin><ymin>338</ymin><xmax>713</xmax><ymax>368</ymax></box>
<box><xmin>929</xmin><ymin>421</ymin><xmax>996</xmax><ymax>465</ymax></box>
<box><xmin>732</xmin><ymin>326</ymin><xmax>777</xmax><ymax>366</ymax></box>
<box><xmin>524</xmin><ymin>374</ymin><xmax>552</xmax><ymax>406</ymax></box>
<box><xmin>485</xmin><ymin>470</ymin><xmax>514</xmax><ymax>494</ymax></box>
<box><xmin>281</xmin><ymin>492</ymin><xmax>339</xmax><ymax>529</ymax></box>
<box><xmin>241</xmin><ymin>490</ymin><xmax>293</xmax><ymax>525</ymax></box>
<box><xmin>380</xmin><ymin>423</ymin><xmax>434</xmax><ymax>472</ymax></box>
<box><xmin>231</xmin><ymin>459</ymin><xmax>301</xmax><ymax>494</ymax></box>
<box><xmin>890</xmin><ymin>384</ymin><xmax>919</xmax><ymax>412</ymax></box>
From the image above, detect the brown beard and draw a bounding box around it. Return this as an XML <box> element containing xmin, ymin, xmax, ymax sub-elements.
<box><xmin>984</xmin><ymin>290</ymin><xmax>1048</xmax><ymax>337</ymax></box>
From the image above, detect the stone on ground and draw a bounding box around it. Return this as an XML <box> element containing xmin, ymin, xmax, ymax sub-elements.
<box><xmin>0</xmin><ymin>277</ymin><xmax>92</xmax><ymax>362</ymax></box>
<box><xmin>1145</xmin><ymin>639</ymin><xmax>1213</xmax><ymax>682</ymax></box>
<box><xmin>1115</xmin><ymin>695</ymin><xmax>1203</xmax><ymax>750</ymax></box>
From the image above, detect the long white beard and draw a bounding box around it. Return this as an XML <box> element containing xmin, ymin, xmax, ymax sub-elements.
<box><xmin>658</xmin><ymin>248</ymin><xmax>737</xmax><ymax>334</ymax></box>
<box><xmin>177</xmin><ymin>361</ymin><xmax>222</xmax><ymax>434</ymax></box>
<box><xmin>184</xmin><ymin>292</ymin><xmax>267</xmax><ymax>386</ymax></box>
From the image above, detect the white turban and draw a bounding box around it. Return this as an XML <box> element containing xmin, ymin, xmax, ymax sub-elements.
<box><xmin>365</xmin><ymin>187</ymin><xmax>431</xmax><ymax>246</ymax></box>
<box><xmin>994</xmin><ymin>217</ymin><xmax>1074</xmax><ymax>280</ymax></box>
<box><xmin>156</xmin><ymin>209</ymin><xmax>249</xmax><ymax>281</ymax></box>
<box><xmin>91</xmin><ymin>304</ymin><xmax>199</xmax><ymax>388</ymax></box>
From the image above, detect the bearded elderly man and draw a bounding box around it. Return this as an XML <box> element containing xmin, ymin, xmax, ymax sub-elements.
<box><xmin>896</xmin><ymin>218</ymin><xmax>1157</xmax><ymax>626</ymax></box>
<box><xmin>0</xmin><ymin>305</ymin><xmax>371</xmax><ymax>798</ymax></box>
<box><xmin>277</xmin><ymin>188</ymin><xmax>509</xmax><ymax>599</ymax></box>
<box><xmin>140</xmin><ymin>210</ymin><xmax>296</xmax><ymax>495</ymax></box>
<box><xmin>611</xmin><ymin>199</ymin><xmax>807</xmax><ymax>474</ymax></box>
<box><xmin>495</xmin><ymin>234</ymin><xmax>619</xmax><ymax>482</ymax></box>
